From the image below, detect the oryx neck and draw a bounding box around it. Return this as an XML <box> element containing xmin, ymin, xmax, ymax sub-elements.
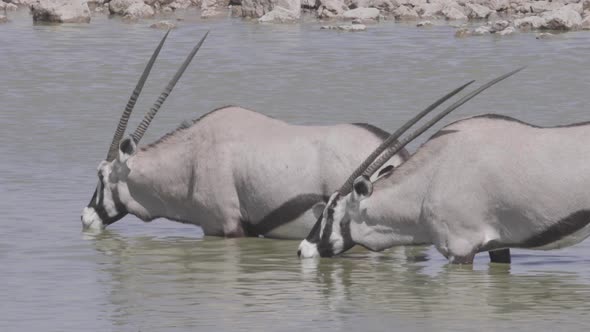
<box><xmin>351</xmin><ymin>162</ymin><xmax>434</xmax><ymax>250</ymax></box>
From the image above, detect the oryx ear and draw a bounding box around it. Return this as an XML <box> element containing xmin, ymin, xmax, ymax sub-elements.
<box><xmin>118</xmin><ymin>136</ymin><xmax>137</xmax><ymax>163</ymax></box>
<box><xmin>352</xmin><ymin>175</ymin><xmax>373</xmax><ymax>202</ymax></box>
<box><xmin>311</xmin><ymin>201</ymin><xmax>327</xmax><ymax>220</ymax></box>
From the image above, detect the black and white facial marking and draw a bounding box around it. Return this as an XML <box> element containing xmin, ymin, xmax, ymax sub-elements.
<box><xmin>81</xmin><ymin>161</ymin><xmax>127</xmax><ymax>230</ymax></box>
<box><xmin>298</xmin><ymin>190</ymin><xmax>357</xmax><ymax>258</ymax></box>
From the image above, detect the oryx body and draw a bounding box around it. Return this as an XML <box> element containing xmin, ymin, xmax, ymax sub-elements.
<box><xmin>80</xmin><ymin>31</ymin><xmax>410</xmax><ymax>239</ymax></box>
<box><xmin>298</xmin><ymin>69</ymin><xmax>556</xmax><ymax>264</ymax></box>
<box><xmin>83</xmin><ymin>106</ymin><xmax>408</xmax><ymax>238</ymax></box>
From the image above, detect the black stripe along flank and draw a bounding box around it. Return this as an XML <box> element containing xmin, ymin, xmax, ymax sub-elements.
<box><xmin>242</xmin><ymin>194</ymin><xmax>329</xmax><ymax>236</ymax></box>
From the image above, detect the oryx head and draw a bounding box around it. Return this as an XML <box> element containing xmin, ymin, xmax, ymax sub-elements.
<box><xmin>81</xmin><ymin>31</ymin><xmax>209</xmax><ymax>230</ymax></box>
<box><xmin>298</xmin><ymin>68</ymin><xmax>524</xmax><ymax>258</ymax></box>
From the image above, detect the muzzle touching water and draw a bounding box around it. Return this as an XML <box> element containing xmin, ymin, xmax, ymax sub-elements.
<box><xmin>298</xmin><ymin>239</ymin><xmax>320</xmax><ymax>258</ymax></box>
<box><xmin>81</xmin><ymin>207</ymin><xmax>104</xmax><ymax>230</ymax></box>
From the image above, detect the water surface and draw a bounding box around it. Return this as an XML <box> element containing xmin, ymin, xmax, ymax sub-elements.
<box><xmin>1</xmin><ymin>10</ymin><xmax>590</xmax><ymax>331</ymax></box>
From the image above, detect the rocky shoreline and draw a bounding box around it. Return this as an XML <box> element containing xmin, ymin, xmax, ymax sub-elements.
<box><xmin>1</xmin><ymin>0</ymin><xmax>589</xmax><ymax>36</ymax></box>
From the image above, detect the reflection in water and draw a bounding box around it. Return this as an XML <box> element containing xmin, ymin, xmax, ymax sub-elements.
<box><xmin>90</xmin><ymin>231</ymin><xmax>590</xmax><ymax>331</ymax></box>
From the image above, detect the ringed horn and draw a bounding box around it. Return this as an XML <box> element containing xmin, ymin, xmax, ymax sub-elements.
<box><xmin>105</xmin><ymin>30</ymin><xmax>210</xmax><ymax>161</ymax></box>
<box><xmin>337</xmin><ymin>67</ymin><xmax>525</xmax><ymax>196</ymax></box>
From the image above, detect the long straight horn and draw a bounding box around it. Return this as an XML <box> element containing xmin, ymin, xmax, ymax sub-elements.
<box><xmin>106</xmin><ymin>30</ymin><xmax>171</xmax><ymax>162</ymax></box>
<box><xmin>337</xmin><ymin>80</ymin><xmax>475</xmax><ymax>195</ymax></box>
<box><xmin>131</xmin><ymin>31</ymin><xmax>210</xmax><ymax>144</ymax></box>
<box><xmin>362</xmin><ymin>67</ymin><xmax>525</xmax><ymax>179</ymax></box>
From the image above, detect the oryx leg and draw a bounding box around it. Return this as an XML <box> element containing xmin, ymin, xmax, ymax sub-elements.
<box><xmin>488</xmin><ymin>249</ymin><xmax>511</xmax><ymax>264</ymax></box>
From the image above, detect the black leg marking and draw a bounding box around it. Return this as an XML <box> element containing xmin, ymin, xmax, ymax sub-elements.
<box><xmin>488</xmin><ymin>249</ymin><xmax>511</xmax><ymax>264</ymax></box>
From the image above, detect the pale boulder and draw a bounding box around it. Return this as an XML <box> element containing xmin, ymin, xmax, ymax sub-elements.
<box><xmin>150</xmin><ymin>20</ymin><xmax>177</xmax><ymax>29</ymax></box>
<box><xmin>393</xmin><ymin>5</ymin><xmax>419</xmax><ymax>19</ymax></box>
<box><xmin>583</xmin><ymin>16</ymin><xmax>590</xmax><ymax>29</ymax></box>
<box><xmin>488</xmin><ymin>0</ymin><xmax>509</xmax><ymax>11</ymax></box>
<box><xmin>258</xmin><ymin>0</ymin><xmax>300</xmax><ymax>22</ymax></box>
<box><xmin>258</xmin><ymin>8</ymin><xmax>299</xmax><ymax>22</ymax></box>
<box><xmin>529</xmin><ymin>1</ymin><xmax>561</xmax><ymax>14</ymax></box>
<box><xmin>201</xmin><ymin>0</ymin><xmax>226</xmax><ymax>17</ymax></box>
<box><xmin>0</xmin><ymin>14</ymin><xmax>7</xmax><ymax>23</ymax></box>
<box><xmin>514</xmin><ymin>15</ymin><xmax>545</xmax><ymax>29</ymax></box>
<box><xmin>321</xmin><ymin>23</ymin><xmax>366</xmax><ymax>30</ymax></box>
<box><xmin>317</xmin><ymin>0</ymin><xmax>348</xmax><ymax>18</ymax></box>
<box><xmin>498</xmin><ymin>26</ymin><xmax>516</xmax><ymax>35</ymax></box>
<box><xmin>542</xmin><ymin>6</ymin><xmax>582</xmax><ymax>29</ymax></box>
<box><xmin>415</xmin><ymin>2</ymin><xmax>443</xmax><ymax>18</ymax></box>
<box><xmin>31</xmin><ymin>0</ymin><xmax>91</xmax><ymax>23</ymax></box>
<box><xmin>489</xmin><ymin>19</ymin><xmax>510</xmax><ymax>32</ymax></box>
<box><xmin>109</xmin><ymin>0</ymin><xmax>142</xmax><ymax>14</ymax></box>
<box><xmin>124</xmin><ymin>2</ymin><xmax>153</xmax><ymax>17</ymax></box>
<box><xmin>442</xmin><ymin>5</ymin><xmax>467</xmax><ymax>20</ymax></box>
<box><xmin>465</xmin><ymin>3</ymin><xmax>492</xmax><ymax>19</ymax></box>
<box><xmin>416</xmin><ymin>20</ymin><xmax>432</xmax><ymax>26</ymax></box>
<box><xmin>342</xmin><ymin>7</ymin><xmax>379</xmax><ymax>20</ymax></box>
<box><xmin>241</xmin><ymin>0</ymin><xmax>272</xmax><ymax>17</ymax></box>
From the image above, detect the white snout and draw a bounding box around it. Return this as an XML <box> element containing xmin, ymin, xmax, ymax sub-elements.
<box><xmin>81</xmin><ymin>207</ymin><xmax>104</xmax><ymax>230</ymax></box>
<box><xmin>298</xmin><ymin>239</ymin><xmax>319</xmax><ymax>258</ymax></box>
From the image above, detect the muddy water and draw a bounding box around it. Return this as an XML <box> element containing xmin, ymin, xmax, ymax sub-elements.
<box><xmin>1</xmin><ymin>10</ymin><xmax>590</xmax><ymax>331</ymax></box>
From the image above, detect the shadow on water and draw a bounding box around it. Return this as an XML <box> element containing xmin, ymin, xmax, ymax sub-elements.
<box><xmin>88</xmin><ymin>230</ymin><xmax>590</xmax><ymax>331</ymax></box>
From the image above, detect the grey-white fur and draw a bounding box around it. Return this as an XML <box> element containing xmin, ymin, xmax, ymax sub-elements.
<box><xmin>303</xmin><ymin>114</ymin><xmax>590</xmax><ymax>263</ymax></box>
<box><xmin>83</xmin><ymin>106</ymin><xmax>408</xmax><ymax>238</ymax></box>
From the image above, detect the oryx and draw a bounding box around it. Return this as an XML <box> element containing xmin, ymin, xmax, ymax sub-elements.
<box><xmin>295</xmin><ymin>68</ymin><xmax>563</xmax><ymax>264</ymax></box>
<box><xmin>81</xmin><ymin>31</ymin><xmax>451</xmax><ymax>239</ymax></box>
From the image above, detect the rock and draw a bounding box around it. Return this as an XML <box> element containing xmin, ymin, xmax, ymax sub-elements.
<box><xmin>442</xmin><ymin>6</ymin><xmax>467</xmax><ymax>20</ymax></box>
<box><xmin>31</xmin><ymin>0</ymin><xmax>91</xmax><ymax>23</ymax></box>
<box><xmin>342</xmin><ymin>7</ymin><xmax>379</xmax><ymax>20</ymax></box>
<box><xmin>542</xmin><ymin>6</ymin><xmax>582</xmax><ymax>30</ymax></box>
<box><xmin>241</xmin><ymin>0</ymin><xmax>273</xmax><ymax>17</ymax></box>
<box><xmin>473</xmin><ymin>25</ymin><xmax>491</xmax><ymax>34</ymax></box>
<box><xmin>497</xmin><ymin>26</ymin><xmax>515</xmax><ymax>35</ymax></box>
<box><xmin>124</xmin><ymin>2</ymin><xmax>153</xmax><ymax>17</ymax></box>
<box><xmin>0</xmin><ymin>14</ymin><xmax>7</xmax><ymax>23</ymax></box>
<box><xmin>167</xmin><ymin>0</ymin><xmax>192</xmax><ymax>9</ymax></box>
<box><xmin>583</xmin><ymin>16</ymin><xmax>590</xmax><ymax>29</ymax></box>
<box><xmin>259</xmin><ymin>6</ymin><xmax>300</xmax><ymax>22</ymax></box>
<box><xmin>317</xmin><ymin>0</ymin><xmax>348</xmax><ymax>18</ymax></box>
<box><xmin>416</xmin><ymin>20</ymin><xmax>432</xmax><ymax>26</ymax></box>
<box><xmin>536</xmin><ymin>32</ymin><xmax>554</xmax><ymax>38</ymax></box>
<box><xmin>415</xmin><ymin>2</ymin><xmax>443</xmax><ymax>18</ymax></box>
<box><xmin>150</xmin><ymin>20</ymin><xmax>177</xmax><ymax>29</ymax></box>
<box><xmin>321</xmin><ymin>23</ymin><xmax>366</xmax><ymax>30</ymax></box>
<box><xmin>465</xmin><ymin>3</ymin><xmax>492</xmax><ymax>19</ymax></box>
<box><xmin>230</xmin><ymin>4</ymin><xmax>242</xmax><ymax>16</ymax></box>
<box><xmin>8</xmin><ymin>0</ymin><xmax>37</xmax><ymax>6</ymax></box>
<box><xmin>529</xmin><ymin>1</ymin><xmax>561</xmax><ymax>14</ymax></box>
<box><xmin>301</xmin><ymin>0</ymin><xmax>317</xmax><ymax>7</ymax></box>
<box><xmin>514</xmin><ymin>15</ymin><xmax>545</xmax><ymax>29</ymax></box>
<box><xmin>489</xmin><ymin>19</ymin><xmax>510</xmax><ymax>32</ymax></box>
<box><xmin>488</xmin><ymin>0</ymin><xmax>509</xmax><ymax>11</ymax></box>
<box><xmin>201</xmin><ymin>0</ymin><xmax>226</xmax><ymax>17</ymax></box>
<box><xmin>258</xmin><ymin>0</ymin><xmax>300</xmax><ymax>22</ymax></box>
<box><xmin>393</xmin><ymin>5</ymin><xmax>419</xmax><ymax>19</ymax></box>
<box><xmin>6</xmin><ymin>2</ymin><xmax>17</xmax><ymax>10</ymax></box>
<box><xmin>109</xmin><ymin>0</ymin><xmax>142</xmax><ymax>15</ymax></box>
<box><xmin>454</xmin><ymin>27</ymin><xmax>471</xmax><ymax>37</ymax></box>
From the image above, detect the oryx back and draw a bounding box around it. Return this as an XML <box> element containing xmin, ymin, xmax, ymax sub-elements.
<box><xmin>417</xmin><ymin>114</ymin><xmax>590</xmax><ymax>252</ymax></box>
